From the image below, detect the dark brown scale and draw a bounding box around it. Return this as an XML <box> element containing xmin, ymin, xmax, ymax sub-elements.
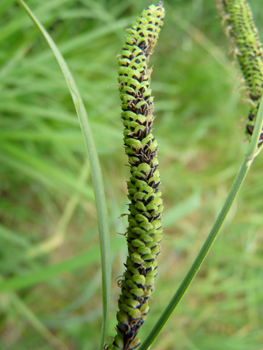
<box><xmin>134</xmin><ymin>282</ymin><xmax>144</xmax><ymax>289</ymax></box>
<box><xmin>135</xmin><ymin>129</ymin><xmax>142</xmax><ymax>139</ymax></box>
<box><xmin>152</xmin><ymin>181</ymin><xmax>160</xmax><ymax>189</ymax></box>
<box><xmin>138</xmin><ymin>267</ymin><xmax>147</xmax><ymax>276</ymax></box>
<box><xmin>135</xmin><ymin>173</ymin><xmax>146</xmax><ymax>181</ymax></box>
<box><xmin>133</xmin><ymin>262</ymin><xmax>142</xmax><ymax>269</ymax></box>
<box><xmin>152</xmin><ymin>164</ymin><xmax>159</xmax><ymax>173</ymax></box>
<box><xmin>138</xmin><ymin>41</ymin><xmax>147</xmax><ymax>50</ymax></box>
<box><xmin>145</xmin><ymin>168</ymin><xmax>154</xmax><ymax>180</ymax></box>
<box><xmin>146</xmin><ymin>195</ymin><xmax>154</xmax><ymax>203</ymax></box>
<box><xmin>155</xmin><ymin>224</ymin><xmax>162</xmax><ymax>230</ymax></box>
<box><xmin>125</xmin><ymin>91</ymin><xmax>136</xmax><ymax>97</ymax></box>
<box><xmin>151</xmin><ymin>213</ymin><xmax>161</xmax><ymax>221</ymax></box>
<box><xmin>247</xmin><ymin>124</ymin><xmax>254</xmax><ymax>135</ymax></box>
<box><xmin>144</xmin><ymin>257</ymin><xmax>155</xmax><ymax>263</ymax></box>
<box><xmin>117</xmin><ymin>322</ymin><xmax>129</xmax><ymax>333</ymax></box>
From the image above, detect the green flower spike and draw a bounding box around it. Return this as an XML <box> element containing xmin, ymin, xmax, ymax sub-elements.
<box><xmin>218</xmin><ymin>0</ymin><xmax>263</xmax><ymax>147</ymax></box>
<box><xmin>105</xmin><ymin>3</ymin><xmax>165</xmax><ymax>350</ymax></box>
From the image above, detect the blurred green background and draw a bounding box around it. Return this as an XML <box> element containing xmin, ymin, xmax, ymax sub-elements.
<box><xmin>1</xmin><ymin>0</ymin><xmax>263</xmax><ymax>349</ymax></box>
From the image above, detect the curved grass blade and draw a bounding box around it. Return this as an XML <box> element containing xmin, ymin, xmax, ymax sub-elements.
<box><xmin>16</xmin><ymin>1</ymin><xmax>111</xmax><ymax>348</ymax></box>
<box><xmin>139</xmin><ymin>97</ymin><xmax>263</xmax><ymax>350</ymax></box>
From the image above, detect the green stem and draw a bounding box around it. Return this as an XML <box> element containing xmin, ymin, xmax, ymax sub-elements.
<box><xmin>139</xmin><ymin>97</ymin><xmax>263</xmax><ymax>350</ymax></box>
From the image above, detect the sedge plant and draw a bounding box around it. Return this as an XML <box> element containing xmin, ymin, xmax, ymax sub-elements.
<box><xmin>1</xmin><ymin>0</ymin><xmax>263</xmax><ymax>349</ymax></box>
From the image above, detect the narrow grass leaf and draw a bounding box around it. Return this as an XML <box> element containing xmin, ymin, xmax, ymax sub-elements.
<box><xmin>17</xmin><ymin>1</ymin><xmax>111</xmax><ymax>347</ymax></box>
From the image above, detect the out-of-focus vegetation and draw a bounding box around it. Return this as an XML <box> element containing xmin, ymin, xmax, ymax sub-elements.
<box><xmin>0</xmin><ymin>0</ymin><xmax>263</xmax><ymax>349</ymax></box>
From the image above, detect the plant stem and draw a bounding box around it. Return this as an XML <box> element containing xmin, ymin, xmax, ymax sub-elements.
<box><xmin>139</xmin><ymin>97</ymin><xmax>263</xmax><ymax>350</ymax></box>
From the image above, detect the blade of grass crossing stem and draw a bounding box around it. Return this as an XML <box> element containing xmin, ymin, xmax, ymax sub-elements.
<box><xmin>140</xmin><ymin>99</ymin><xmax>263</xmax><ymax>350</ymax></box>
<box><xmin>16</xmin><ymin>1</ymin><xmax>111</xmax><ymax>348</ymax></box>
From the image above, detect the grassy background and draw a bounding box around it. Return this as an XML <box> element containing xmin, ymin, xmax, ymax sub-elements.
<box><xmin>1</xmin><ymin>0</ymin><xmax>263</xmax><ymax>349</ymax></box>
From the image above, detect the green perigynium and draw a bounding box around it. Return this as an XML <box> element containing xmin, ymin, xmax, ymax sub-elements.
<box><xmin>218</xmin><ymin>0</ymin><xmax>263</xmax><ymax>146</ymax></box>
<box><xmin>105</xmin><ymin>3</ymin><xmax>165</xmax><ymax>350</ymax></box>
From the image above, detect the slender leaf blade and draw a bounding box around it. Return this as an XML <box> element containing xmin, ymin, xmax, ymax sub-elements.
<box><xmin>16</xmin><ymin>1</ymin><xmax>111</xmax><ymax>347</ymax></box>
